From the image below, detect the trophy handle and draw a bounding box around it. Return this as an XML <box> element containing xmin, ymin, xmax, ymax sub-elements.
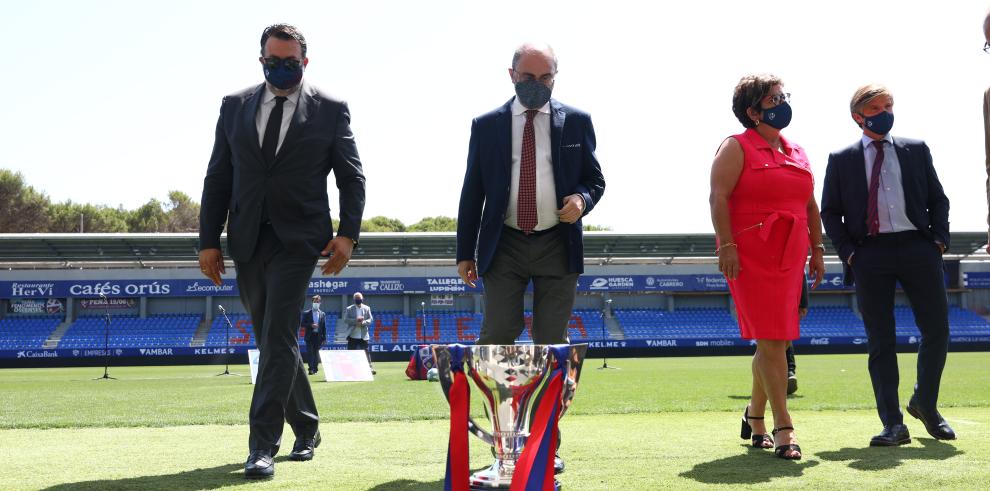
<box><xmin>432</xmin><ymin>345</ymin><xmax>496</xmax><ymax>445</ymax></box>
<box><xmin>557</xmin><ymin>343</ymin><xmax>588</xmax><ymax>419</ymax></box>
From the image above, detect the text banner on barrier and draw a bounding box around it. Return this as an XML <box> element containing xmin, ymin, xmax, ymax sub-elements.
<box><xmin>1</xmin><ymin>273</ymin><xmax>860</xmax><ymax>299</ymax></box>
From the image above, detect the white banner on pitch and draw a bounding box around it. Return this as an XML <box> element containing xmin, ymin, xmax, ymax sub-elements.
<box><xmin>320</xmin><ymin>350</ymin><xmax>374</xmax><ymax>382</ymax></box>
<box><xmin>248</xmin><ymin>349</ymin><xmax>260</xmax><ymax>384</ymax></box>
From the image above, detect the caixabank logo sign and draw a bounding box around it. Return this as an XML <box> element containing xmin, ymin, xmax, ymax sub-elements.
<box><xmin>16</xmin><ymin>350</ymin><xmax>58</xmax><ymax>359</ymax></box>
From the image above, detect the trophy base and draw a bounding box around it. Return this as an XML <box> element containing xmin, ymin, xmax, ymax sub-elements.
<box><xmin>469</xmin><ymin>466</ymin><xmax>561</xmax><ymax>491</ymax></box>
<box><xmin>469</xmin><ymin>482</ymin><xmax>560</xmax><ymax>491</ymax></box>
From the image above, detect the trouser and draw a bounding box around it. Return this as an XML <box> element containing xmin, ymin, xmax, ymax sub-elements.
<box><xmin>236</xmin><ymin>223</ymin><xmax>320</xmax><ymax>453</ymax></box>
<box><xmin>305</xmin><ymin>337</ymin><xmax>323</xmax><ymax>373</ymax></box>
<box><xmin>478</xmin><ymin>226</ymin><xmax>578</xmax><ymax>345</ymax></box>
<box><xmin>347</xmin><ymin>337</ymin><xmax>373</xmax><ymax>367</ymax></box>
<box><xmin>786</xmin><ymin>343</ymin><xmax>796</xmax><ymax>374</ymax></box>
<box><xmin>852</xmin><ymin>231</ymin><xmax>949</xmax><ymax>427</ymax></box>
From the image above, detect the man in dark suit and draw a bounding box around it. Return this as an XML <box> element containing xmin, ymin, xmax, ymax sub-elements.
<box><xmin>456</xmin><ymin>42</ymin><xmax>605</xmax><ymax>346</ymax></box>
<box><xmin>301</xmin><ymin>295</ymin><xmax>327</xmax><ymax>375</ymax></box>
<box><xmin>821</xmin><ymin>84</ymin><xmax>954</xmax><ymax>447</ymax></box>
<box><xmin>198</xmin><ymin>24</ymin><xmax>365</xmax><ymax>479</ymax></box>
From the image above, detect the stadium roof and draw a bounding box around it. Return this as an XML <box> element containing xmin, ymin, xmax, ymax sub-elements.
<box><xmin>0</xmin><ymin>232</ymin><xmax>987</xmax><ymax>268</ymax></box>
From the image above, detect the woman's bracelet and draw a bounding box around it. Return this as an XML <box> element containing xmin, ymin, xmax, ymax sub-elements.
<box><xmin>715</xmin><ymin>242</ymin><xmax>737</xmax><ymax>255</ymax></box>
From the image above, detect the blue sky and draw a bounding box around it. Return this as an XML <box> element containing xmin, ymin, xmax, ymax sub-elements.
<box><xmin>3</xmin><ymin>1</ymin><xmax>989</xmax><ymax>233</ymax></box>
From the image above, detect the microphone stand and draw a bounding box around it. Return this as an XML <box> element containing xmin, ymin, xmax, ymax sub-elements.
<box><xmin>94</xmin><ymin>293</ymin><xmax>116</xmax><ymax>380</ymax></box>
<box><xmin>215</xmin><ymin>305</ymin><xmax>242</xmax><ymax>376</ymax></box>
<box><xmin>598</xmin><ymin>298</ymin><xmax>618</xmax><ymax>370</ymax></box>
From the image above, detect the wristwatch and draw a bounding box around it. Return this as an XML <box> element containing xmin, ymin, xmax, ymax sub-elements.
<box><xmin>813</xmin><ymin>243</ymin><xmax>826</xmax><ymax>252</ymax></box>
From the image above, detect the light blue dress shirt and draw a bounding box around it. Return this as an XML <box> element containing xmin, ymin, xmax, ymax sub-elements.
<box><xmin>862</xmin><ymin>134</ymin><xmax>916</xmax><ymax>233</ymax></box>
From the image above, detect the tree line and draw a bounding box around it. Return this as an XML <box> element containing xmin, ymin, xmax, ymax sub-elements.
<box><xmin>0</xmin><ymin>169</ymin><xmax>609</xmax><ymax>233</ymax></box>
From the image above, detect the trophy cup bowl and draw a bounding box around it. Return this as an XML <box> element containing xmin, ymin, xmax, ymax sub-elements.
<box><xmin>434</xmin><ymin>344</ymin><xmax>587</xmax><ymax>490</ymax></box>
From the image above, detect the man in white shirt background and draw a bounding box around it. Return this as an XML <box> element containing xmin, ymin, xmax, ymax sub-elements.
<box><xmin>343</xmin><ymin>292</ymin><xmax>375</xmax><ymax>373</ymax></box>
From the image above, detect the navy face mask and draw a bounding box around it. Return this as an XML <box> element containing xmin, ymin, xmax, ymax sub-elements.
<box><xmin>862</xmin><ymin>111</ymin><xmax>894</xmax><ymax>135</ymax></box>
<box><xmin>263</xmin><ymin>57</ymin><xmax>303</xmax><ymax>90</ymax></box>
<box><xmin>514</xmin><ymin>79</ymin><xmax>553</xmax><ymax>109</ymax></box>
<box><xmin>760</xmin><ymin>102</ymin><xmax>792</xmax><ymax>130</ymax></box>
<box><xmin>355</xmin><ymin>298</ymin><xmax>363</xmax><ymax>305</ymax></box>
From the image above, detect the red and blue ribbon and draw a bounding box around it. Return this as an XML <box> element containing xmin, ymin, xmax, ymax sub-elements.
<box><xmin>444</xmin><ymin>344</ymin><xmax>470</xmax><ymax>491</ymax></box>
<box><xmin>510</xmin><ymin>345</ymin><xmax>569</xmax><ymax>491</ymax></box>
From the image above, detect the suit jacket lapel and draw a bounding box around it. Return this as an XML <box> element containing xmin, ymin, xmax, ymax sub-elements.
<box><xmin>549</xmin><ymin>99</ymin><xmax>565</xmax><ymax>195</ymax></box>
<box><xmin>496</xmin><ymin>98</ymin><xmax>513</xmax><ymax>180</ymax></box>
<box><xmin>850</xmin><ymin>140</ymin><xmax>868</xmax><ymax>207</ymax></box>
<box><xmin>892</xmin><ymin>137</ymin><xmax>914</xmax><ymax>212</ymax></box>
<box><xmin>242</xmin><ymin>84</ymin><xmax>266</xmax><ymax>168</ymax></box>
<box><xmin>271</xmin><ymin>81</ymin><xmax>316</xmax><ymax>170</ymax></box>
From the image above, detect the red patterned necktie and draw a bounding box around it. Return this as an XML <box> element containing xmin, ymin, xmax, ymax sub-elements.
<box><xmin>866</xmin><ymin>140</ymin><xmax>884</xmax><ymax>236</ymax></box>
<box><xmin>517</xmin><ymin>109</ymin><xmax>538</xmax><ymax>233</ymax></box>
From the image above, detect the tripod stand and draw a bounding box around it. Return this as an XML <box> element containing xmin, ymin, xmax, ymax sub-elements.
<box><xmin>215</xmin><ymin>304</ymin><xmax>242</xmax><ymax>376</ymax></box>
<box><xmin>93</xmin><ymin>293</ymin><xmax>116</xmax><ymax>380</ymax></box>
<box><xmin>598</xmin><ymin>298</ymin><xmax>618</xmax><ymax>370</ymax></box>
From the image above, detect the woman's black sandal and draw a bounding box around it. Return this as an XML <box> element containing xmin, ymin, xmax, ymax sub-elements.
<box><xmin>772</xmin><ymin>426</ymin><xmax>802</xmax><ymax>460</ymax></box>
<box><xmin>741</xmin><ymin>406</ymin><xmax>773</xmax><ymax>448</ymax></box>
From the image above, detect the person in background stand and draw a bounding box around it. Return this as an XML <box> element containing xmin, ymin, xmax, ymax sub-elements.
<box><xmin>344</xmin><ymin>292</ymin><xmax>375</xmax><ymax>374</ymax></box>
<box><xmin>302</xmin><ymin>295</ymin><xmax>326</xmax><ymax>375</ymax></box>
<box><xmin>786</xmin><ymin>279</ymin><xmax>809</xmax><ymax>395</ymax></box>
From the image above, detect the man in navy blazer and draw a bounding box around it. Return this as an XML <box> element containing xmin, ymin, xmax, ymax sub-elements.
<box><xmin>198</xmin><ymin>24</ymin><xmax>366</xmax><ymax>479</ymax></box>
<box><xmin>456</xmin><ymin>43</ymin><xmax>605</xmax><ymax>346</ymax></box>
<box><xmin>821</xmin><ymin>84</ymin><xmax>954</xmax><ymax>447</ymax></box>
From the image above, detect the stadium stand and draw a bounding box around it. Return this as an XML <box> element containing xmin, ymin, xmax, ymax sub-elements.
<box><xmin>202</xmin><ymin>313</ymin><xmax>339</xmax><ymax>348</ymax></box>
<box><xmin>358</xmin><ymin>309</ymin><xmax>601</xmax><ymax>344</ymax></box>
<box><xmin>615</xmin><ymin>308</ymin><xmax>737</xmax><ymax>339</ymax></box>
<box><xmin>58</xmin><ymin>314</ymin><xmax>201</xmax><ymax>349</ymax></box>
<box><xmin>0</xmin><ymin>316</ymin><xmax>62</xmax><ymax>350</ymax></box>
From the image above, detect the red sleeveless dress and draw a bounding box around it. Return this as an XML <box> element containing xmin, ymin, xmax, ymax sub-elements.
<box><xmin>724</xmin><ymin>128</ymin><xmax>813</xmax><ymax>341</ymax></box>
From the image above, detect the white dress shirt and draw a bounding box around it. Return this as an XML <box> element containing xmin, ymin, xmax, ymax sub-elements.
<box><xmin>861</xmin><ymin>134</ymin><xmax>915</xmax><ymax>233</ymax></box>
<box><xmin>255</xmin><ymin>85</ymin><xmax>301</xmax><ymax>154</ymax></box>
<box><xmin>504</xmin><ymin>97</ymin><xmax>559</xmax><ymax>231</ymax></box>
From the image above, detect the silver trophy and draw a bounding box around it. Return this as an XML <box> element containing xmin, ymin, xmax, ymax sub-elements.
<box><xmin>434</xmin><ymin>344</ymin><xmax>587</xmax><ymax>490</ymax></box>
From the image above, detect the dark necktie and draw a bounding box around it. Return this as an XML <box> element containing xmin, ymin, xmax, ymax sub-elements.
<box><xmin>517</xmin><ymin>109</ymin><xmax>538</xmax><ymax>233</ymax></box>
<box><xmin>866</xmin><ymin>140</ymin><xmax>884</xmax><ymax>236</ymax></box>
<box><xmin>261</xmin><ymin>96</ymin><xmax>288</xmax><ymax>166</ymax></box>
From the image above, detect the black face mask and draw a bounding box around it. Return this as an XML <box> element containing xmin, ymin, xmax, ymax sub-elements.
<box><xmin>355</xmin><ymin>299</ymin><xmax>363</xmax><ymax>305</ymax></box>
<box><xmin>262</xmin><ymin>56</ymin><xmax>303</xmax><ymax>90</ymax></box>
<box><xmin>514</xmin><ymin>79</ymin><xmax>552</xmax><ymax>109</ymax></box>
<box><xmin>760</xmin><ymin>102</ymin><xmax>792</xmax><ymax>130</ymax></box>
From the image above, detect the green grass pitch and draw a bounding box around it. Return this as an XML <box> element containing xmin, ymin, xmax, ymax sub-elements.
<box><xmin>1</xmin><ymin>352</ymin><xmax>988</xmax><ymax>489</ymax></box>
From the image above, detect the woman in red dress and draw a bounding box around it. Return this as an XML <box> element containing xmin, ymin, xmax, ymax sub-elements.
<box><xmin>709</xmin><ymin>74</ymin><xmax>825</xmax><ymax>460</ymax></box>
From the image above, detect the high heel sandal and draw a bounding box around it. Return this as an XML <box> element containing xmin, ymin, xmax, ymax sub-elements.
<box><xmin>772</xmin><ymin>426</ymin><xmax>802</xmax><ymax>460</ymax></box>
<box><xmin>741</xmin><ymin>406</ymin><xmax>773</xmax><ymax>449</ymax></box>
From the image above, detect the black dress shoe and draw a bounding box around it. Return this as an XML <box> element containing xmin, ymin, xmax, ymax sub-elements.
<box><xmin>907</xmin><ymin>403</ymin><xmax>956</xmax><ymax>440</ymax></box>
<box><xmin>289</xmin><ymin>430</ymin><xmax>321</xmax><ymax>461</ymax></box>
<box><xmin>787</xmin><ymin>371</ymin><xmax>798</xmax><ymax>395</ymax></box>
<box><xmin>870</xmin><ymin>424</ymin><xmax>911</xmax><ymax>446</ymax></box>
<box><xmin>244</xmin><ymin>450</ymin><xmax>274</xmax><ymax>479</ymax></box>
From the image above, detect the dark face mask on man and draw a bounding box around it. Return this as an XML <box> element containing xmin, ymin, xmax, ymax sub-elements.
<box><xmin>860</xmin><ymin>110</ymin><xmax>894</xmax><ymax>136</ymax></box>
<box><xmin>355</xmin><ymin>298</ymin><xmax>363</xmax><ymax>306</ymax></box>
<box><xmin>760</xmin><ymin>102</ymin><xmax>792</xmax><ymax>130</ymax></box>
<box><xmin>263</xmin><ymin>57</ymin><xmax>304</xmax><ymax>90</ymax></box>
<box><xmin>514</xmin><ymin>79</ymin><xmax>553</xmax><ymax>109</ymax></box>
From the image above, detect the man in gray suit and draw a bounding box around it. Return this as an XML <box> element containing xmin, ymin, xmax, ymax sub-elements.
<box><xmin>343</xmin><ymin>292</ymin><xmax>374</xmax><ymax>373</ymax></box>
<box><xmin>198</xmin><ymin>23</ymin><xmax>366</xmax><ymax>479</ymax></box>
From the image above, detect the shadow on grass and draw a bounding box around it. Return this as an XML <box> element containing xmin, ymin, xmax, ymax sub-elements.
<box><xmin>728</xmin><ymin>394</ymin><xmax>805</xmax><ymax>400</ymax></box>
<box><xmin>367</xmin><ymin>464</ymin><xmax>492</xmax><ymax>491</ymax></box>
<box><xmin>366</xmin><ymin>479</ymin><xmax>445</xmax><ymax>490</ymax></box>
<box><xmin>679</xmin><ymin>449</ymin><xmax>820</xmax><ymax>484</ymax></box>
<box><xmin>40</xmin><ymin>463</ymin><xmax>244</xmax><ymax>491</ymax></box>
<box><xmin>816</xmin><ymin>437</ymin><xmax>962</xmax><ymax>471</ymax></box>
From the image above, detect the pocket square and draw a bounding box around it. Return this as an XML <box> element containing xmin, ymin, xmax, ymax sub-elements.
<box><xmin>562</xmin><ymin>143</ymin><xmax>581</xmax><ymax>148</ymax></box>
